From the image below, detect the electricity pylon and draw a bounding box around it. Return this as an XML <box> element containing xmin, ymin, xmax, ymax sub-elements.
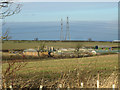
<box><xmin>60</xmin><ymin>18</ymin><xmax>64</xmax><ymax>41</ymax></box>
<box><xmin>65</xmin><ymin>16</ymin><xmax>70</xmax><ymax>40</ymax></box>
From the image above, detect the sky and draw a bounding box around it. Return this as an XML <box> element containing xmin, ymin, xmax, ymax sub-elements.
<box><xmin>2</xmin><ymin>0</ymin><xmax>118</xmax><ymax>1</ymax></box>
<box><xmin>5</xmin><ymin>2</ymin><xmax>118</xmax><ymax>22</ymax></box>
<box><xmin>2</xmin><ymin>2</ymin><xmax>118</xmax><ymax>41</ymax></box>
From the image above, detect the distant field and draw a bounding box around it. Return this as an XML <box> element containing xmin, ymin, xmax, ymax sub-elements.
<box><xmin>2</xmin><ymin>40</ymin><xmax>118</xmax><ymax>50</ymax></box>
<box><xmin>2</xmin><ymin>54</ymin><xmax>118</xmax><ymax>88</ymax></box>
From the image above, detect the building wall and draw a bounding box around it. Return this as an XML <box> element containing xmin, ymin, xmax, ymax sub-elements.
<box><xmin>23</xmin><ymin>51</ymin><xmax>49</xmax><ymax>56</ymax></box>
<box><xmin>23</xmin><ymin>52</ymin><xmax>38</xmax><ymax>56</ymax></box>
<box><xmin>39</xmin><ymin>52</ymin><xmax>48</xmax><ymax>56</ymax></box>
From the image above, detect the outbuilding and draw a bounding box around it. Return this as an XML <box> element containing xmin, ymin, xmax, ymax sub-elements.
<box><xmin>23</xmin><ymin>49</ymin><xmax>38</xmax><ymax>56</ymax></box>
<box><xmin>23</xmin><ymin>49</ymin><xmax>49</xmax><ymax>57</ymax></box>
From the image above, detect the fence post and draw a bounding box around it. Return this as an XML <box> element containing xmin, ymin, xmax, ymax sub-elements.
<box><xmin>67</xmin><ymin>86</ymin><xmax>70</xmax><ymax>90</ymax></box>
<box><xmin>4</xmin><ymin>83</ymin><xmax>7</xmax><ymax>90</ymax></box>
<box><xmin>9</xmin><ymin>85</ymin><xmax>13</xmax><ymax>90</ymax></box>
<box><xmin>97</xmin><ymin>73</ymin><xmax>99</xmax><ymax>88</ymax></box>
<box><xmin>81</xmin><ymin>82</ymin><xmax>83</xmax><ymax>88</ymax></box>
<box><xmin>39</xmin><ymin>85</ymin><xmax>43</xmax><ymax>90</ymax></box>
<box><xmin>112</xmin><ymin>84</ymin><xmax>115</xmax><ymax>90</ymax></box>
<box><xmin>97</xmin><ymin>80</ymin><xmax>99</xmax><ymax>88</ymax></box>
<box><xmin>57</xmin><ymin>84</ymin><xmax>62</xmax><ymax>90</ymax></box>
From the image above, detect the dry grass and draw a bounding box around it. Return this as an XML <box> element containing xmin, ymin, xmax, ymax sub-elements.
<box><xmin>2</xmin><ymin>54</ymin><xmax>118</xmax><ymax>88</ymax></box>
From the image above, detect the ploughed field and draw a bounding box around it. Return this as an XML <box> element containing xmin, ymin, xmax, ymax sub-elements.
<box><xmin>2</xmin><ymin>54</ymin><xmax>118</xmax><ymax>88</ymax></box>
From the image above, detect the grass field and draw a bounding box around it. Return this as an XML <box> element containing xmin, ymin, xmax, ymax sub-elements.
<box><xmin>2</xmin><ymin>54</ymin><xmax>118</xmax><ymax>88</ymax></box>
<box><xmin>2</xmin><ymin>40</ymin><xmax>118</xmax><ymax>50</ymax></box>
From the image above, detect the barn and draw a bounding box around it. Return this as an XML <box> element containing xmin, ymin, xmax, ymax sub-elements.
<box><xmin>23</xmin><ymin>49</ymin><xmax>38</xmax><ymax>56</ymax></box>
<box><xmin>23</xmin><ymin>49</ymin><xmax>49</xmax><ymax>56</ymax></box>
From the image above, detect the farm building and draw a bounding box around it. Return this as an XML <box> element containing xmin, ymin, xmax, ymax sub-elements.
<box><xmin>23</xmin><ymin>49</ymin><xmax>49</xmax><ymax>56</ymax></box>
<box><xmin>112</xmin><ymin>40</ymin><xmax>120</xmax><ymax>42</ymax></box>
<box><xmin>23</xmin><ymin>49</ymin><xmax>38</xmax><ymax>56</ymax></box>
<box><xmin>98</xmin><ymin>46</ymin><xmax>112</xmax><ymax>50</ymax></box>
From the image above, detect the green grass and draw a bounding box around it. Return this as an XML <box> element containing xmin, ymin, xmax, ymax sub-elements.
<box><xmin>2</xmin><ymin>40</ymin><xmax>118</xmax><ymax>50</ymax></box>
<box><xmin>2</xmin><ymin>54</ymin><xmax>118</xmax><ymax>88</ymax></box>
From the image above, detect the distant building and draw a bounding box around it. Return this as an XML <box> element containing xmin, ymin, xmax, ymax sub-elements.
<box><xmin>23</xmin><ymin>49</ymin><xmax>49</xmax><ymax>56</ymax></box>
<box><xmin>112</xmin><ymin>40</ymin><xmax>120</xmax><ymax>43</ymax></box>
<box><xmin>23</xmin><ymin>49</ymin><xmax>38</xmax><ymax>56</ymax></box>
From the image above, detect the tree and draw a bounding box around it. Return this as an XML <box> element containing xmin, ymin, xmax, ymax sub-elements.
<box><xmin>0</xmin><ymin>0</ymin><xmax>22</xmax><ymax>19</ymax></box>
<box><xmin>0</xmin><ymin>0</ymin><xmax>22</xmax><ymax>41</ymax></box>
<box><xmin>34</xmin><ymin>38</ymin><xmax>38</xmax><ymax>41</ymax></box>
<box><xmin>39</xmin><ymin>42</ymin><xmax>46</xmax><ymax>51</ymax></box>
<box><xmin>2</xmin><ymin>29</ymin><xmax>11</xmax><ymax>40</ymax></box>
<box><xmin>0</xmin><ymin>1</ymin><xmax>27</xmax><ymax>89</ymax></box>
<box><xmin>75</xmin><ymin>44</ymin><xmax>83</xmax><ymax>58</ymax></box>
<box><xmin>88</xmin><ymin>38</ymin><xmax>92</xmax><ymax>41</ymax></box>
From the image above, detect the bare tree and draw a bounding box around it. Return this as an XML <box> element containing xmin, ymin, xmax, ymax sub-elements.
<box><xmin>0</xmin><ymin>0</ymin><xmax>22</xmax><ymax>40</ymax></box>
<box><xmin>0</xmin><ymin>0</ymin><xmax>22</xmax><ymax>19</ymax></box>
<box><xmin>88</xmin><ymin>38</ymin><xmax>92</xmax><ymax>41</ymax></box>
<box><xmin>2</xmin><ymin>28</ymin><xmax>11</xmax><ymax>40</ymax></box>
<box><xmin>0</xmin><ymin>1</ymin><xmax>25</xmax><ymax>89</ymax></box>
<box><xmin>2</xmin><ymin>60</ymin><xmax>27</xmax><ymax>88</ymax></box>
<box><xmin>75</xmin><ymin>44</ymin><xmax>83</xmax><ymax>58</ymax></box>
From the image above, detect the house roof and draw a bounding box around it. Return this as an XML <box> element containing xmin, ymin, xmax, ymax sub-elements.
<box><xmin>23</xmin><ymin>49</ymin><xmax>38</xmax><ymax>52</ymax></box>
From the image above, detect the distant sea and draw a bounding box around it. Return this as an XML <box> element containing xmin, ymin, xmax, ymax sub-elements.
<box><xmin>2</xmin><ymin>21</ymin><xmax>118</xmax><ymax>41</ymax></box>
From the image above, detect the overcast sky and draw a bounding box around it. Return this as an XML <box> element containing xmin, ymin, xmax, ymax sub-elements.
<box><xmin>5</xmin><ymin>2</ymin><xmax>118</xmax><ymax>22</ymax></box>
